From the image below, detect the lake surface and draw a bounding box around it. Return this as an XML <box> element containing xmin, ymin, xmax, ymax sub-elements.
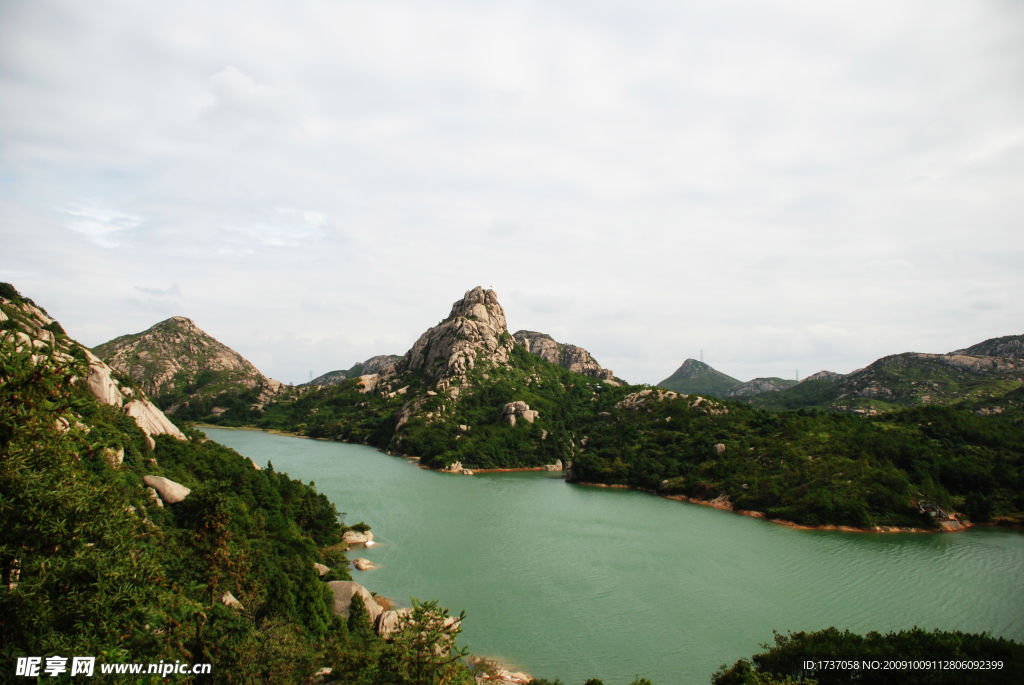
<box><xmin>203</xmin><ymin>428</ymin><xmax>1024</xmax><ymax>685</ymax></box>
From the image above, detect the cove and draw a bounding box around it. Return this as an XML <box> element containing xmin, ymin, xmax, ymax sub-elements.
<box><xmin>202</xmin><ymin>428</ymin><xmax>1024</xmax><ymax>685</ymax></box>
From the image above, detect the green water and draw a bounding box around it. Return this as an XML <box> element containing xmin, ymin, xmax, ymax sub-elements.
<box><xmin>203</xmin><ymin>428</ymin><xmax>1024</xmax><ymax>685</ymax></box>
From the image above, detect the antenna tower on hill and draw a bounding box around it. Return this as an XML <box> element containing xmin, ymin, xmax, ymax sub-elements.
<box><xmin>796</xmin><ymin>369</ymin><xmax>799</xmax><ymax>382</ymax></box>
<box><xmin>701</xmin><ymin>350</ymin><xmax>703</xmax><ymax>363</ymax></box>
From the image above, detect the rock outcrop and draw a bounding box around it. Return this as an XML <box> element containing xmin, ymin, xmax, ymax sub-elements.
<box><xmin>142</xmin><ymin>475</ymin><xmax>191</xmax><ymax>504</ymax></box>
<box><xmin>513</xmin><ymin>330</ymin><xmax>615</xmax><ymax>381</ymax></box>
<box><xmin>398</xmin><ymin>287</ymin><xmax>513</xmax><ymax>383</ymax></box>
<box><xmin>501</xmin><ymin>401</ymin><xmax>539</xmax><ymax>424</ymax></box>
<box><xmin>342</xmin><ymin>530</ymin><xmax>374</xmax><ymax>545</ymax></box>
<box><xmin>327</xmin><ymin>581</ymin><xmax>383</xmax><ymax>623</ymax></box>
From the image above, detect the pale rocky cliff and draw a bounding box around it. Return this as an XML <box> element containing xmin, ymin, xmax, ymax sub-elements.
<box><xmin>93</xmin><ymin>316</ymin><xmax>284</xmax><ymax>405</ymax></box>
<box><xmin>512</xmin><ymin>330</ymin><xmax>615</xmax><ymax>382</ymax></box>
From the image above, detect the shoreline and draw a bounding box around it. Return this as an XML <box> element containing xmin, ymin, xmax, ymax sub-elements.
<box><xmin>575</xmin><ymin>481</ymin><xmax>972</xmax><ymax>534</ymax></box>
<box><xmin>192</xmin><ymin>427</ymin><xmax>1001</xmax><ymax>535</ymax></box>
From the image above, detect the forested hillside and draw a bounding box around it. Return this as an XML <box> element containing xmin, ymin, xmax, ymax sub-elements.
<box><xmin>1</xmin><ymin>284</ymin><xmax>478</xmax><ymax>684</ymax></box>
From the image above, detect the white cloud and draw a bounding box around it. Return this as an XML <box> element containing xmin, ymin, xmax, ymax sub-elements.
<box><xmin>64</xmin><ymin>204</ymin><xmax>142</xmax><ymax>247</ymax></box>
<box><xmin>1</xmin><ymin>0</ymin><xmax>1022</xmax><ymax>384</ymax></box>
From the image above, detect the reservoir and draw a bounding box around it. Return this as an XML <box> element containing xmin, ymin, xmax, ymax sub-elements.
<box><xmin>203</xmin><ymin>428</ymin><xmax>1024</xmax><ymax>685</ymax></box>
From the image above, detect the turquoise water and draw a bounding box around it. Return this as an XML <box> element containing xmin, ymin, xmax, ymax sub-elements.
<box><xmin>203</xmin><ymin>428</ymin><xmax>1024</xmax><ymax>685</ymax></box>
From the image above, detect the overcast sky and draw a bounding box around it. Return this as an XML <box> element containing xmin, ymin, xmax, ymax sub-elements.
<box><xmin>1</xmin><ymin>0</ymin><xmax>1022</xmax><ymax>385</ymax></box>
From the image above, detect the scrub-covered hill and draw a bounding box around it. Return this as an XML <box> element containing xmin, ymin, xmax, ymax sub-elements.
<box><xmin>657</xmin><ymin>359</ymin><xmax>742</xmax><ymax>396</ymax></box>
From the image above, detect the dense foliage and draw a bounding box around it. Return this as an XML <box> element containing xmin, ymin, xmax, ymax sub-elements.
<box><xmin>713</xmin><ymin>627</ymin><xmax>1024</xmax><ymax>685</ymax></box>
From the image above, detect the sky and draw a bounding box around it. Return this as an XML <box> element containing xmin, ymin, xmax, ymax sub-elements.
<box><xmin>1</xmin><ymin>0</ymin><xmax>1022</xmax><ymax>386</ymax></box>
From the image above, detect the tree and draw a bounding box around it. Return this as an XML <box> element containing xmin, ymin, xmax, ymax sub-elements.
<box><xmin>378</xmin><ymin>598</ymin><xmax>473</xmax><ymax>685</ymax></box>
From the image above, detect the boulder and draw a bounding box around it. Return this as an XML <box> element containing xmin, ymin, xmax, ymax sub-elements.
<box><xmin>353</xmin><ymin>558</ymin><xmax>375</xmax><ymax>571</ymax></box>
<box><xmin>221</xmin><ymin>592</ymin><xmax>244</xmax><ymax>610</ymax></box>
<box><xmin>554</xmin><ymin>459</ymin><xmax>563</xmax><ymax>470</ymax></box>
<box><xmin>142</xmin><ymin>475</ymin><xmax>191</xmax><ymax>504</ymax></box>
<box><xmin>342</xmin><ymin>530</ymin><xmax>374</xmax><ymax>545</ymax></box>
<box><xmin>313</xmin><ymin>563</ymin><xmax>330</xmax><ymax>576</ymax></box>
<box><xmin>520</xmin><ymin>410</ymin><xmax>539</xmax><ymax>423</ymax></box>
<box><xmin>713</xmin><ymin>443</ymin><xmax>726</xmax><ymax>455</ymax></box>
<box><xmin>327</xmin><ymin>581</ymin><xmax>383</xmax><ymax>623</ymax></box>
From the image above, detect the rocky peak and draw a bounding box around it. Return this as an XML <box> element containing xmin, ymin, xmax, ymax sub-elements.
<box><xmin>94</xmin><ymin>316</ymin><xmax>276</xmax><ymax>399</ymax></box>
<box><xmin>513</xmin><ymin>330</ymin><xmax>615</xmax><ymax>382</ymax></box>
<box><xmin>399</xmin><ymin>287</ymin><xmax>513</xmax><ymax>382</ymax></box>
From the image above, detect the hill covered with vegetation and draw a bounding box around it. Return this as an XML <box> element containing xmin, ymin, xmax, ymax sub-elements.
<box><xmin>657</xmin><ymin>358</ymin><xmax>742</xmax><ymax>396</ymax></box>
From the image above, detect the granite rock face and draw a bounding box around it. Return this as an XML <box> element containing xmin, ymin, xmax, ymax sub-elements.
<box><xmin>513</xmin><ymin>330</ymin><xmax>615</xmax><ymax>381</ymax></box>
<box><xmin>399</xmin><ymin>287</ymin><xmax>514</xmax><ymax>382</ymax></box>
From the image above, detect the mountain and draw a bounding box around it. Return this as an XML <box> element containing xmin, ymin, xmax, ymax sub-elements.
<box><xmin>93</xmin><ymin>316</ymin><xmax>286</xmax><ymax>417</ymax></box>
<box><xmin>656</xmin><ymin>359</ymin><xmax>742</xmax><ymax>396</ymax></box>
<box><xmin>744</xmin><ymin>343</ymin><xmax>1023</xmax><ymax>413</ymax></box>
<box><xmin>307</xmin><ymin>355</ymin><xmax>402</xmax><ymax>387</ymax></box>
<box><xmin>722</xmin><ymin>377</ymin><xmax>797</xmax><ymax>397</ymax></box>
<box><xmin>513</xmin><ymin>330</ymin><xmax>617</xmax><ymax>383</ymax></box>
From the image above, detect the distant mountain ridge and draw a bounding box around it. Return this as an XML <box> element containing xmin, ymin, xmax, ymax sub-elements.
<box><xmin>307</xmin><ymin>355</ymin><xmax>402</xmax><ymax>387</ymax></box>
<box><xmin>723</xmin><ymin>377</ymin><xmax>797</xmax><ymax>397</ymax></box>
<box><xmin>742</xmin><ymin>336</ymin><xmax>1023</xmax><ymax>413</ymax></box>
<box><xmin>657</xmin><ymin>359</ymin><xmax>741</xmax><ymax>396</ymax></box>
